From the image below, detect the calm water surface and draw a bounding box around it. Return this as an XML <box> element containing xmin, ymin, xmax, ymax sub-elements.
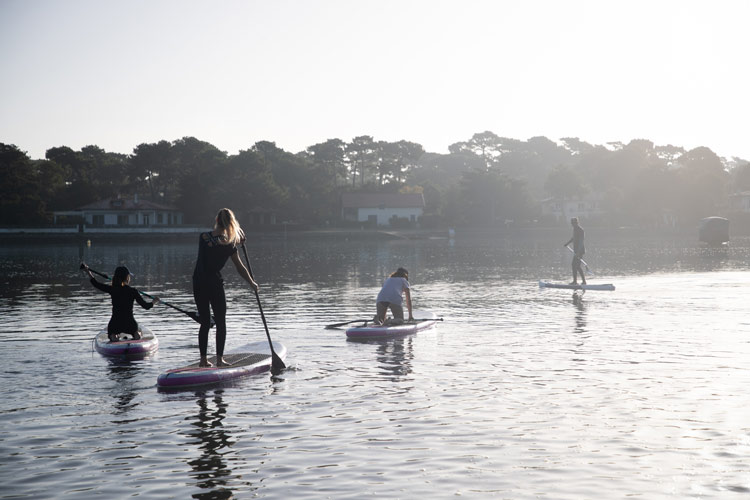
<box><xmin>1</xmin><ymin>229</ymin><xmax>750</xmax><ymax>499</ymax></box>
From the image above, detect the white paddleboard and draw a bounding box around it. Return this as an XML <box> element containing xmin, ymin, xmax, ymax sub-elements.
<box><xmin>539</xmin><ymin>280</ymin><xmax>615</xmax><ymax>291</ymax></box>
<box><xmin>157</xmin><ymin>340</ymin><xmax>287</xmax><ymax>389</ymax></box>
<box><xmin>346</xmin><ymin>311</ymin><xmax>439</xmax><ymax>339</ymax></box>
<box><xmin>94</xmin><ymin>326</ymin><xmax>158</xmax><ymax>358</ymax></box>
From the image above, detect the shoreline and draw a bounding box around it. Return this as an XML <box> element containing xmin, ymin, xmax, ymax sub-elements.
<box><xmin>0</xmin><ymin>224</ymin><xmax>725</xmax><ymax>245</ymax></box>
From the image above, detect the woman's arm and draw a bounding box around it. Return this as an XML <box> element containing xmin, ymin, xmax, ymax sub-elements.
<box><xmin>90</xmin><ymin>277</ymin><xmax>111</xmax><ymax>293</ymax></box>
<box><xmin>134</xmin><ymin>290</ymin><xmax>154</xmax><ymax>309</ymax></box>
<box><xmin>404</xmin><ymin>287</ymin><xmax>413</xmax><ymax>320</ymax></box>
<box><xmin>231</xmin><ymin>251</ymin><xmax>259</xmax><ymax>292</ymax></box>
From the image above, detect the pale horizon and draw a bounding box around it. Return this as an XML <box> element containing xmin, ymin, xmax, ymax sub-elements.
<box><xmin>2</xmin><ymin>0</ymin><xmax>749</xmax><ymax>161</ymax></box>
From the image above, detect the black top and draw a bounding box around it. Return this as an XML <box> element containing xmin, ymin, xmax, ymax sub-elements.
<box><xmin>192</xmin><ymin>232</ymin><xmax>238</xmax><ymax>285</ymax></box>
<box><xmin>90</xmin><ymin>278</ymin><xmax>153</xmax><ymax>334</ymax></box>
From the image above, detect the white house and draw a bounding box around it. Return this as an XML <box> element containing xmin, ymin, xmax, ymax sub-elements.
<box><xmin>540</xmin><ymin>196</ymin><xmax>606</xmax><ymax>222</ymax></box>
<box><xmin>53</xmin><ymin>195</ymin><xmax>183</xmax><ymax>227</ymax></box>
<box><xmin>341</xmin><ymin>193</ymin><xmax>425</xmax><ymax>226</ymax></box>
<box><xmin>729</xmin><ymin>192</ymin><xmax>750</xmax><ymax>212</ymax></box>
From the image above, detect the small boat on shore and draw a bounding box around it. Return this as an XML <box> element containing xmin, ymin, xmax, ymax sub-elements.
<box><xmin>698</xmin><ymin>216</ymin><xmax>729</xmax><ymax>245</ymax></box>
<box><xmin>94</xmin><ymin>326</ymin><xmax>159</xmax><ymax>358</ymax></box>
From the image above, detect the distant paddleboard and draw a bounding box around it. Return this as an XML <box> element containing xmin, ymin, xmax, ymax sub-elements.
<box><xmin>94</xmin><ymin>326</ymin><xmax>158</xmax><ymax>358</ymax></box>
<box><xmin>539</xmin><ymin>280</ymin><xmax>615</xmax><ymax>291</ymax></box>
<box><xmin>157</xmin><ymin>340</ymin><xmax>287</xmax><ymax>389</ymax></box>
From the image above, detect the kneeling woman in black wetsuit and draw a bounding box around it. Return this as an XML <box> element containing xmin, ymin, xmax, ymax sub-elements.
<box><xmin>193</xmin><ymin>208</ymin><xmax>258</xmax><ymax>367</ymax></box>
<box><xmin>85</xmin><ymin>265</ymin><xmax>160</xmax><ymax>342</ymax></box>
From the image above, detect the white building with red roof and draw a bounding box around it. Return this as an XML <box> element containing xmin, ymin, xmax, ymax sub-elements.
<box><xmin>53</xmin><ymin>194</ymin><xmax>183</xmax><ymax>227</ymax></box>
<box><xmin>341</xmin><ymin>193</ymin><xmax>425</xmax><ymax>226</ymax></box>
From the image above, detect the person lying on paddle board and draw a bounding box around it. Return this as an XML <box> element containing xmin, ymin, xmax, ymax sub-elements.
<box><xmin>563</xmin><ymin>217</ymin><xmax>586</xmax><ymax>285</ymax></box>
<box><xmin>374</xmin><ymin>267</ymin><xmax>413</xmax><ymax>325</ymax></box>
<box><xmin>83</xmin><ymin>264</ymin><xmax>160</xmax><ymax>342</ymax></box>
<box><xmin>193</xmin><ymin>208</ymin><xmax>258</xmax><ymax>368</ymax></box>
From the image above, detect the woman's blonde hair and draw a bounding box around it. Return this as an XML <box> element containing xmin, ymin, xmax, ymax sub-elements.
<box><xmin>215</xmin><ymin>208</ymin><xmax>243</xmax><ymax>245</ymax></box>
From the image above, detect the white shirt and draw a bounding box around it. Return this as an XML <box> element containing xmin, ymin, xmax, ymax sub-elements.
<box><xmin>376</xmin><ymin>277</ymin><xmax>410</xmax><ymax>305</ymax></box>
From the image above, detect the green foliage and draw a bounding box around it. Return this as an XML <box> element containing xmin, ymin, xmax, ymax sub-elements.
<box><xmin>454</xmin><ymin>168</ymin><xmax>533</xmax><ymax>225</ymax></box>
<box><xmin>0</xmin><ymin>144</ymin><xmax>47</xmax><ymax>224</ymax></box>
<box><xmin>3</xmin><ymin>131</ymin><xmax>746</xmax><ymax>230</ymax></box>
<box><xmin>130</xmin><ymin>140</ymin><xmax>175</xmax><ymax>203</ymax></box>
<box><xmin>305</xmin><ymin>139</ymin><xmax>347</xmax><ymax>189</ymax></box>
<box><xmin>545</xmin><ymin>165</ymin><xmax>587</xmax><ymax>201</ymax></box>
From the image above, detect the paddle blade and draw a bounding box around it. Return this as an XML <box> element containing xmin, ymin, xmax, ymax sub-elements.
<box><xmin>189</xmin><ymin>312</ymin><xmax>216</xmax><ymax>328</ymax></box>
<box><xmin>270</xmin><ymin>352</ymin><xmax>286</xmax><ymax>375</ymax></box>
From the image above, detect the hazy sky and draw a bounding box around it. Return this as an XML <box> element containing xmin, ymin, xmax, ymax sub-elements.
<box><xmin>2</xmin><ymin>0</ymin><xmax>748</xmax><ymax>161</ymax></box>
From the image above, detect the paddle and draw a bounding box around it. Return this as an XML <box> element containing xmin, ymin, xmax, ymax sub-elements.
<box><xmin>240</xmin><ymin>243</ymin><xmax>286</xmax><ymax>375</ymax></box>
<box><xmin>565</xmin><ymin>245</ymin><xmax>594</xmax><ymax>275</ymax></box>
<box><xmin>325</xmin><ymin>318</ymin><xmax>372</xmax><ymax>329</ymax></box>
<box><xmin>80</xmin><ymin>263</ymin><xmax>214</xmax><ymax>327</ymax></box>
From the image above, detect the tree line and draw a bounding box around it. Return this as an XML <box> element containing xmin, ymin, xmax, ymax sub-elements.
<box><xmin>2</xmin><ymin>132</ymin><xmax>749</xmax><ymax>228</ymax></box>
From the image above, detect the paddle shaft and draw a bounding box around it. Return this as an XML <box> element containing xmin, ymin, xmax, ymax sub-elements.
<box><xmin>240</xmin><ymin>244</ymin><xmax>285</xmax><ymax>375</ymax></box>
<box><xmin>565</xmin><ymin>246</ymin><xmax>593</xmax><ymax>274</ymax></box>
<box><xmin>325</xmin><ymin>318</ymin><xmax>371</xmax><ymax>329</ymax></box>
<box><xmin>80</xmin><ymin>263</ymin><xmax>211</xmax><ymax>326</ymax></box>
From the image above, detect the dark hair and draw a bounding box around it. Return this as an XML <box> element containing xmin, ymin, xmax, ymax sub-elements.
<box><xmin>113</xmin><ymin>266</ymin><xmax>131</xmax><ymax>286</ymax></box>
<box><xmin>391</xmin><ymin>267</ymin><xmax>409</xmax><ymax>278</ymax></box>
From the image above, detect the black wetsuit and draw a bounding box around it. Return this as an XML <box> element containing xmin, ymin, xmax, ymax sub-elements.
<box><xmin>571</xmin><ymin>225</ymin><xmax>585</xmax><ymax>256</ymax></box>
<box><xmin>192</xmin><ymin>232</ymin><xmax>237</xmax><ymax>359</ymax></box>
<box><xmin>90</xmin><ymin>278</ymin><xmax>153</xmax><ymax>334</ymax></box>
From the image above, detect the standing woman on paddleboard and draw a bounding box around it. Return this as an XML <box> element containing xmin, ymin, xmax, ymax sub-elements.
<box><xmin>84</xmin><ymin>264</ymin><xmax>159</xmax><ymax>342</ymax></box>
<box><xmin>564</xmin><ymin>217</ymin><xmax>586</xmax><ymax>285</ymax></box>
<box><xmin>193</xmin><ymin>208</ymin><xmax>258</xmax><ymax>367</ymax></box>
<box><xmin>374</xmin><ymin>267</ymin><xmax>414</xmax><ymax>325</ymax></box>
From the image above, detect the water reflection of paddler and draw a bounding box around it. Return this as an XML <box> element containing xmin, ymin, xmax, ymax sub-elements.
<box><xmin>187</xmin><ymin>390</ymin><xmax>234</xmax><ymax>496</ymax></box>
<box><xmin>572</xmin><ymin>293</ymin><xmax>587</xmax><ymax>334</ymax></box>
<box><xmin>375</xmin><ymin>337</ymin><xmax>414</xmax><ymax>379</ymax></box>
<box><xmin>106</xmin><ymin>361</ymin><xmax>140</xmax><ymax>415</ymax></box>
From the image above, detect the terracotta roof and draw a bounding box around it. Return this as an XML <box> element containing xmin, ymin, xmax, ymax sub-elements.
<box><xmin>76</xmin><ymin>198</ymin><xmax>179</xmax><ymax>211</ymax></box>
<box><xmin>341</xmin><ymin>193</ymin><xmax>425</xmax><ymax>209</ymax></box>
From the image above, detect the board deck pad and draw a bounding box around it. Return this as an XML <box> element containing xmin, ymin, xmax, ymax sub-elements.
<box><xmin>179</xmin><ymin>352</ymin><xmax>270</xmax><ymax>370</ymax></box>
<box><xmin>109</xmin><ymin>332</ymin><xmax>147</xmax><ymax>342</ymax></box>
<box><xmin>157</xmin><ymin>340</ymin><xmax>287</xmax><ymax>389</ymax></box>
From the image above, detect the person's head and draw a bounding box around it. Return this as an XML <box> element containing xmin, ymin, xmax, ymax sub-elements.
<box><xmin>391</xmin><ymin>267</ymin><xmax>409</xmax><ymax>279</ymax></box>
<box><xmin>113</xmin><ymin>266</ymin><xmax>132</xmax><ymax>286</ymax></box>
<box><xmin>570</xmin><ymin>217</ymin><xmax>579</xmax><ymax>226</ymax></box>
<box><xmin>214</xmin><ymin>208</ymin><xmax>242</xmax><ymax>245</ymax></box>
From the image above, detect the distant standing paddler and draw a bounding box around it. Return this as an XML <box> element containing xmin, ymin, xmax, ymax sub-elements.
<box><xmin>564</xmin><ymin>217</ymin><xmax>586</xmax><ymax>285</ymax></box>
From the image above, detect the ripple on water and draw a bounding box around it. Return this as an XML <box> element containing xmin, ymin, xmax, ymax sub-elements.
<box><xmin>2</xmin><ymin>238</ymin><xmax>750</xmax><ymax>498</ymax></box>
